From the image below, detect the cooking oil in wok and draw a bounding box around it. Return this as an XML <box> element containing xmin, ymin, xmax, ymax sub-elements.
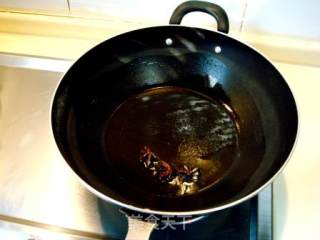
<box><xmin>105</xmin><ymin>87</ymin><xmax>239</xmax><ymax>197</ymax></box>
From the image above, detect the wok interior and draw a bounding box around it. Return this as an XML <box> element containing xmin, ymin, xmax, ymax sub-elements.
<box><xmin>105</xmin><ymin>87</ymin><xmax>239</xmax><ymax>197</ymax></box>
<box><xmin>52</xmin><ymin>26</ymin><xmax>297</xmax><ymax>212</ymax></box>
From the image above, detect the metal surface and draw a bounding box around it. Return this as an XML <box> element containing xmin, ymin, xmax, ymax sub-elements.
<box><xmin>0</xmin><ymin>53</ymin><xmax>272</xmax><ymax>239</ymax></box>
<box><xmin>0</xmin><ymin>56</ymin><xmax>124</xmax><ymax>238</ymax></box>
<box><xmin>0</xmin><ymin>52</ymin><xmax>72</xmax><ymax>72</ymax></box>
<box><xmin>0</xmin><ymin>217</ymin><xmax>104</xmax><ymax>240</ymax></box>
<box><xmin>257</xmin><ymin>184</ymin><xmax>273</xmax><ymax>240</ymax></box>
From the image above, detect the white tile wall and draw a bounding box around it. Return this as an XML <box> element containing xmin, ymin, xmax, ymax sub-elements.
<box><xmin>69</xmin><ymin>0</ymin><xmax>246</xmax><ymax>32</ymax></box>
<box><xmin>1</xmin><ymin>0</ymin><xmax>319</xmax><ymax>40</ymax></box>
<box><xmin>242</xmin><ymin>0</ymin><xmax>320</xmax><ymax>40</ymax></box>
<box><xmin>0</xmin><ymin>0</ymin><xmax>68</xmax><ymax>15</ymax></box>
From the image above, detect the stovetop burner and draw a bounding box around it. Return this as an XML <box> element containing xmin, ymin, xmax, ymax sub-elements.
<box><xmin>98</xmin><ymin>186</ymin><xmax>271</xmax><ymax>240</ymax></box>
<box><xmin>151</xmin><ymin>197</ymin><xmax>255</xmax><ymax>240</ymax></box>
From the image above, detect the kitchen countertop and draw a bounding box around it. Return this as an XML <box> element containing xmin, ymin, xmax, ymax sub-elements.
<box><xmin>0</xmin><ymin>47</ymin><xmax>319</xmax><ymax>240</ymax></box>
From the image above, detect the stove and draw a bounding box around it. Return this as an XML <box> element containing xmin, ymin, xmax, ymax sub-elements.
<box><xmin>0</xmin><ymin>53</ymin><xmax>272</xmax><ymax>240</ymax></box>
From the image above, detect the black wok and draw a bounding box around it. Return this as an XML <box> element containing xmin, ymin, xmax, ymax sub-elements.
<box><xmin>52</xmin><ymin>0</ymin><xmax>297</xmax><ymax>219</ymax></box>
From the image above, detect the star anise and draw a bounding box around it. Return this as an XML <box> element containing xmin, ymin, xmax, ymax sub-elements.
<box><xmin>139</xmin><ymin>146</ymin><xmax>201</xmax><ymax>195</ymax></box>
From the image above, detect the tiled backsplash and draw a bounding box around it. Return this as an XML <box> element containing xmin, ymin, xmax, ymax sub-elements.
<box><xmin>68</xmin><ymin>0</ymin><xmax>246</xmax><ymax>32</ymax></box>
<box><xmin>0</xmin><ymin>0</ymin><xmax>319</xmax><ymax>40</ymax></box>
<box><xmin>243</xmin><ymin>0</ymin><xmax>320</xmax><ymax>40</ymax></box>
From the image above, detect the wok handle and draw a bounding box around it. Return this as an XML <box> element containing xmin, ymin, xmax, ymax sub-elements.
<box><xmin>125</xmin><ymin>216</ymin><xmax>156</xmax><ymax>240</ymax></box>
<box><xmin>169</xmin><ymin>1</ymin><xmax>229</xmax><ymax>33</ymax></box>
<box><xmin>120</xmin><ymin>209</ymin><xmax>156</xmax><ymax>240</ymax></box>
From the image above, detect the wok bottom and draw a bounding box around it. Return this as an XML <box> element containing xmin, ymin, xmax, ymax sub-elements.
<box><xmin>105</xmin><ymin>87</ymin><xmax>239</xmax><ymax>197</ymax></box>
